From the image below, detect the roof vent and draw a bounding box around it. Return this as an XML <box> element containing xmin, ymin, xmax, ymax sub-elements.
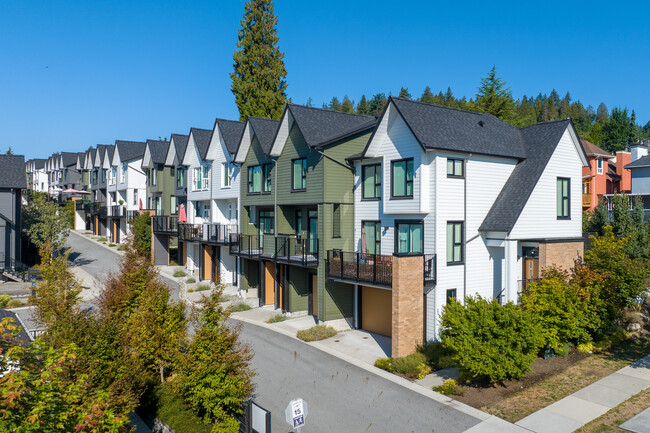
<box><xmin>478</xmin><ymin>120</ymin><xmax>484</xmax><ymax>127</ymax></box>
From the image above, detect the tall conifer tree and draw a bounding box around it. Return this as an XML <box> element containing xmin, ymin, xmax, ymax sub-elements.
<box><xmin>474</xmin><ymin>66</ymin><xmax>515</xmax><ymax>122</ymax></box>
<box><xmin>231</xmin><ymin>0</ymin><xmax>288</xmax><ymax>121</ymax></box>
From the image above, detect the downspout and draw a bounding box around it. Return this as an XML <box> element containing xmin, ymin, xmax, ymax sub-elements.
<box><xmin>313</xmin><ymin>148</ymin><xmax>354</xmax><ymax>172</ymax></box>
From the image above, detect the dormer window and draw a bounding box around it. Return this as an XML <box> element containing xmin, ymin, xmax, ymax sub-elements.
<box><xmin>597</xmin><ymin>158</ymin><xmax>603</xmax><ymax>175</ymax></box>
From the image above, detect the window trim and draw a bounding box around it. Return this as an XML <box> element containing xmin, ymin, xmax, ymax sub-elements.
<box><xmin>295</xmin><ymin>210</ymin><xmax>303</xmax><ymax>236</ymax></box>
<box><xmin>447</xmin><ymin>158</ymin><xmax>464</xmax><ymax>178</ymax></box>
<box><xmin>390</xmin><ymin>158</ymin><xmax>414</xmax><ymax>200</ymax></box>
<box><xmin>262</xmin><ymin>163</ymin><xmax>272</xmax><ymax>194</ymax></box>
<box><xmin>446</xmin><ymin>221</ymin><xmax>464</xmax><ymax>265</ymax></box>
<box><xmin>291</xmin><ymin>158</ymin><xmax>307</xmax><ymax>192</ymax></box>
<box><xmin>557</xmin><ymin>177</ymin><xmax>571</xmax><ymax>220</ymax></box>
<box><xmin>361</xmin><ymin>163</ymin><xmax>382</xmax><ymax>200</ymax></box>
<box><xmin>393</xmin><ymin>219</ymin><xmax>424</xmax><ymax>256</ymax></box>
<box><xmin>446</xmin><ymin>289</ymin><xmax>457</xmax><ymax>304</ymax></box>
<box><xmin>596</xmin><ymin>158</ymin><xmax>603</xmax><ymax>175</ymax></box>
<box><xmin>361</xmin><ymin>220</ymin><xmax>381</xmax><ymax>255</ymax></box>
<box><xmin>222</xmin><ymin>162</ymin><xmax>231</xmax><ymax>188</ymax></box>
<box><xmin>247</xmin><ymin>165</ymin><xmax>262</xmax><ymax>194</ymax></box>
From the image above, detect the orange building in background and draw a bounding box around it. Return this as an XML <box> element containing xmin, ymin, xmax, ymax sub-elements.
<box><xmin>581</xmin><ymin>140</ymin><xmax>631</xmax><ymax>211</ymax></box>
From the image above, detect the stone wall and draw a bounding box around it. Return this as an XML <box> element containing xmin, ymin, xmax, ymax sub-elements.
<box><xmin>391</xmin><ymin>255</ymin><xmax>423</xmax><ymax>357</ymax></box>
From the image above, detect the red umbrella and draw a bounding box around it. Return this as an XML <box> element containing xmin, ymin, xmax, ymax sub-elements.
<box><xmin>178</xmin><ymin>204</ymin><xmax>187</xmax><ymax>223</ymax></box>
<box><xmin>139</xmin><ymin>198</ymin><xmax>143</xmax><ymax>210</ymax></box>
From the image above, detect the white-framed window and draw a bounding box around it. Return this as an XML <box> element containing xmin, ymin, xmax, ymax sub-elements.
<box><xmin>222</xmin><ymin>162</ymin><xmax>232</xmax><ymax>187</ymax></box>
<box><xmin>121</xmin><ymin>163</ymin><xmax>127</xmax><ymax>183</ymax></box>
<box><xmin>171</xmin><ymin>196</ymin><xmax>177</xmax><ymax>214</ymax></box>
<box><xmin>110</xmin><ymin>166</ymin><xmax>116</xmax><ymax>185</ymax></box>
<box><xmin>193</xmin><ymin>167</ymin><xmax>201</xmax><ymax>190</ymax></box>
<box><xmin>202</xmin><ymin>165</ymin><xmax>210</xmax><ymax>190</ymax></box>
<box><xmin>193</xmin><ymin>166</ymin><xmax>210</xmax><ymax>190</ymax></box>
<box><xmin>597</xmin><ymin>158</ymin><xmax>603</xmax><ymax>175</ymax></box>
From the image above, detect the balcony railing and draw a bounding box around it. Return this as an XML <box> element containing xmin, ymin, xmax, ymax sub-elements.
<box><xmin>90</xmin><ymin>203</ymin><xmax>107</xmax><ymax>218</ymax></box>
<box><xmin>127</xmin><ymin>210</ymin><xmax>139</xmax><ymax>221</ymax></box>
<box><xmin>152</xmin><ymin>216</ymin><xmax>178</xmax><ymax>234</ymax></box>
<box><xmin>229</xmin><ymin>234</ymin><xmax>262</xmax><ymax>258</ymax></box>
<box><xmin>424</xmin><ymin>254</ymin><xmax>437</xmax><ymax>286</ymax></box>
<box><xmin>110</xmin><ymin>205</ymin><xmax>126</xmax><ymax>218</ymax></box>
<box><xmin>75</xmin><ymin>200</ymin><xmax>91</xmax><ymax>210</ymax></box>
<box><xmin>582</xmin><ymin>194</ymin><xmax>592</xmax><ymax>208</ymax></box>
<box><xmin>203</xmin><ymin>223</ymin><xmax>238</xmax><ymax>244</ymax></box>
<box><xmin>274</xmin><ymin>235</ymin><xmax>318</xmax><ymax>267</ymax></box>
<box><xmin>178</xmin><ymin>223</ymin><xmax>203</xmax><ymax>242</ymax></box>
<box><xmin>326</xmin><ymin>250</ymin><xmax>393</xmax><ymax>288</ymax></box>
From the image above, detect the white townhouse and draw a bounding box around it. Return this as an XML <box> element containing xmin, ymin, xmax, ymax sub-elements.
<box><xmin>107</xmin><ymin>140</ymin><xmax>146</xmax><ymax>243</ymax></box>
<box><xmin>347</xmin><ymin>97</ymin><xmax>587</xmax><ymax>344</ymax></box>
<box><xmin>26</xmin><ymin>159</ymin><xmax>48</xmax><ymax>192</ymax></box>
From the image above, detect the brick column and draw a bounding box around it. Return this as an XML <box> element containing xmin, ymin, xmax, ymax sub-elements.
<box><xmin>391</xmin><ymin>255</ymin><xmax>423</xmax><ymax>357</ymax></box>
<box><xmin>539</xmin><ymin>241</ymin><xmax>584</xmax><ymax>272</ymax></box>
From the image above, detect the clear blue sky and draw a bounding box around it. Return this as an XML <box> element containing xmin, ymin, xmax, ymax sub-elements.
<box><xmin>2</xmin><ymin>0</ymin><xmax>649</xmax><ymax>160</ymax></box>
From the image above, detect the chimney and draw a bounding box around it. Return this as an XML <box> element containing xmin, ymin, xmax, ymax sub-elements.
<box><xmin>630</xmin><ymin>144</ymin><xmax>648</xmax><ymax>162</ymax></box>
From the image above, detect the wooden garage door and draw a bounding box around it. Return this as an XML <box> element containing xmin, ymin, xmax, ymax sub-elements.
<box><xmin>361</xmin><ymin>286</ymin><xmax>392</xmax><ymax>337</ymax></box>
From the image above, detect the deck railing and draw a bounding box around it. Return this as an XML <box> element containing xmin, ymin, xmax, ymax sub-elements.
<box><xmin>178</xmin><ymin>223</ymin><xmax>203</xmax><ymax>242</ymax></box>
<box><xmin>203</xmin><ymin>223</ymin><xmax>238</xmax><ymax>244</ymax></box>
<box><xmin>423</xmin><ymin>254</ymin><xmax>437</xmax><ymax>286</ymax></box>
<box><xmin>326</xmin><ymin>250</ymin><xmax>393</xmax><ymax>287</ymax></box>
<box><xmin>152</xmin><ymin>216</ymin><xmax>178</xmax><ymax>234</ymax></box>
<box><xmin>275</xmin><ymin>235</ymin><xmax>319</xmax><ymax>266</ymax></box>
<box><xmin>582</xmin><ymin>194</ymin><xmax>592</xmax><ymax>208</ymax></box>
<box><xmin>110</xmin><ymin>205</ymin><xmax>126</xmax><ymax>218</ymax></box>
<box><xmin>229</xmin><ymin>234</ymin><xmax>261</xmax><ymax>258</ymax></box>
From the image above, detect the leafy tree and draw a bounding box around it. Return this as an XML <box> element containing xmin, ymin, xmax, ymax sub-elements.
<box><xmin>397</xmin><ymin>87</ymin><xmax>412</xmax><ymax>100</ymax></box>
<box><xmin>420</xmin><ymin>86</ymin><xmax>435</xmax><ymax>104</ymax></box>
<box><xmin>474</xmin><ymin>66</ymin><xmax>515</xmax><ymax>122</ymax></box>
<box><xmin>22</xmin><ymin>191</ymin><xmax>70</xmax><ymax>253</ymax></box>
<box><xmin>602</xmin><ymin>107</ymin><xmax>638</xmax><ymax>152</ymax></box>
<box><xmin>611</xmin><ymin>194</ymin><xmax>633</xmax><ymax>237</ymax></box>
<box><xmin>176</xmin><ymin>291</ymin><xmax>255</xmax><ymax>432</ymax></box>
<box><xmin>586</xmin><ymin>201</ymin><xmax>610</xmax><ymax>235</ymax></box>
<box><xmin>340</xmin><ymin>96</ymin><xmax>354</xmax><ymax>113</ymax></box>
<box><xmin>440</xmin><ymin>296</ymin><xmax>543</xmax><ymax>382</ymax></box>
<box><xmin>356</xmin><ymin>95</ymin><xmax>370</xmax><ymax>115</ymax></box>
<box><xmin>131</xmin><ymin>210</ymin><xmax>152</xmax><ymax>258</ymax></box>
<box><xmin>230</xmin><ymin>0</ymin><xmax>288</xmax><ymax>120</ymax></box>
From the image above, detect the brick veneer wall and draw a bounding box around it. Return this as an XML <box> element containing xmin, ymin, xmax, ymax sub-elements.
<box><xmin>539</xmin><ymin>241</ymin><xmax>584</xmax><ymax>272</ymax></box>
<box><xmin>391</xmin><ymin>255</ymin><xmax>423</xmax><ymax>357</ymax></box>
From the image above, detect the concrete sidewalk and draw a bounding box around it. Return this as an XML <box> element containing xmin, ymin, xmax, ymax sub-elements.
<box><xmin>516</xmin><ymin>355</ymin><xmax>650</xmax><ymax>433</ymax></box>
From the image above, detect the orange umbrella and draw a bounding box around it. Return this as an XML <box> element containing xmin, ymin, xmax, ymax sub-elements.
<box><xmin>178</xmin><ymin>204</ymin><xmax>187</xmax><ymax>223</ymax></box>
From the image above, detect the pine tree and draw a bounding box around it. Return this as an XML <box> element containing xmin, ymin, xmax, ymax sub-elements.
<box><xmin>5</xmin><ymin>147</ymin><xmax>13</xmax><ymax>155</ymax></box>
<box><xmin>328</xmin><ymin>96</ymin><xmax>342</xmax><ymax>111</ymax></box>
<box><xmin>368</xmin><ymin>93</ymin><xmax>387</xmax><ymax>115</ymax></box>
<box><xmin>602</xmin><ymin>107</ymin><xmax>638</xmax><ymax>152</ymax></box>
<box><xmin>341</xmin><ymin>96</ymin><xmax>354</xmax><ymax>113</ymax></box>
<box><xmin>474</xmin><ymin>66</ymin><xmax>515</xmax><ymax>122</ymax></box>
<box><xmin>231</xmin><ymin>0</ymin><xmax>288</xmax><ymax>121</ymax></box>
<box><xmin>398</xmin><ymin>87</ymin><xmax>412</xmax><ymax>100</ymax></box>
<box><xmin>356</xmin><ymin>95</ymin><xmax>370</xmax><ymax>114</ymax></box>
<box><xmin>420</xmin><ymin>86</ymin><xmax>435</xmax><ymax>104</ymax></box>
<box><xmin>596</xmin><ymin>103</ymin><xmax>609</xmax><ymax>124</ymax></box>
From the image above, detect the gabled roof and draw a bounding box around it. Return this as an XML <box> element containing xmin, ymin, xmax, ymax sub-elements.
<box><xmin>0</xmin><ymin>155</ymin><xmax>26</xmax><ymax>189</ymax></box>
<box><xmin>248</xmin><ymin>117</ymin><xmax>281</xmax><ymax>154</ymax></box>
<box><xmin>625</xmin><ymin>154</ymin><xmax>650</xmax><ymax>169</ymax></box>
<box><xmin>61</xmin><ymin>152</ymin><xmax>77</xmax><ymax>167</ymax></box>
<box><xmin>479</xmin><ymin>119</ymin><xmax>576</xmax><ymax>233</ymax></box>
<box><xmin>95</xmin><ymin>145</ymin><xmax>109</xmax><ymax>166</ymax></box>
<box><xmin>189</xmin><ymin>128</ymin><xmax>213</xmax><ymax>161</ymax></box>
<box><xmin>114</xmin><ymin>140</ymin><xmax>145</xmax><ymax>163</ymax></box>
<box><xmin>581</xmin><ymin>140</ymin><xmax>614</xmax><ymax>159</ymax></box>
<box><xmin>146</xmin><ymin>139</ymin><xmax>170</xmax><ymax>165</ymax></box>
<box><xmin>383</xmin><ymin>97</ymin><xmax>526</xmax><ymax>159</ymax></box>
<box><xmin>214</xmin><ymin>119</ymin><xmax>246</xmax><ymax>155</ymax></box>
<box><xmin>33</xmin><ymin>159</ymin><xmax>46</xmax><ymax>170</ymax></box>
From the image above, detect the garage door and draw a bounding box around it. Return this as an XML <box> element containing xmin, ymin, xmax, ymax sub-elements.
<box><xmin>361</xmin><ymin>286</ymin><xmax>392</xmax><ymax>337</ymax></box>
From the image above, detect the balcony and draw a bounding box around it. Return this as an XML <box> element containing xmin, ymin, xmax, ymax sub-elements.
<box><xmin>75</xmin><ymin>200</ymin><xmax>90</xmax><ymax>210</ymax></box>
<box><xmin>203</xmin><ymin>223</ymin><xmax>238</xmax><ymax>245</ymax></box>
<box><xmin>230</xmin><ymin>234</ymin><xmax>261</xmax><ymax>258</ymax></box>
<box><xmin>152</xmin><ymin>216</ymin><xmax>178</xmax><ymax>234</ymax></box>
<box><xmin>110</xmin><ymin>205</ymin><xmax>126</xmax><ymax>218</ymax></box>
<box><xmin>178</xmin><ymin>223</ymin><xmax>203</xmax><ymax>242</ymax></box>
<box><xmin>90</xmin><ymin>203</ymin><xmax>107</xmax><ymax>218</ymax></box>
<box><xmin>582</xmin><ymin>193</ymin><xmax>592</xmax><ymax>208</ymax></box>
<box><xmin>274</xmin><ymin>235</ymin><xmax>318</xmax><ymax>267</ymax></box>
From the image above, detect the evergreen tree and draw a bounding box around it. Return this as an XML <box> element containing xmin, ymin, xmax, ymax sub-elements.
<box><xmin>585</xmin><ymin>122</ymin><xmax>605</xmax><ymax>145</ymax></box>
<box><xmin>231</xmin><ymin>0</ymin><xmax>288</xmax><ymax>121</ymax></box>
<box><xmin>420</xmin><ymin>86</ymin><xmax>435</xmax><ymax>104</ymax></box>
<box><xmin>474</xmin><ymin>66</ymin><xmax>515</xmax><ymax>122</ymax></box>
<box><xmin>340</xmin><ymin>96</ymin><xmax>354</xmax><ymax>113</ymax></box>
<box><xmin>328</xmin><ymin>96</ymin><xmax>342</xmax><ymax>111</ymax></box>
<box><xmin>443</xmin><ymin>87</ymin><xmax>455</xmax><ymax>106</ymax></box>
<box><xmin>602</xmin><ymin>107</ymin><xmax>637</xmax><ymax>152</ymax></box>
<box><xmin>356</xmin><ymin>95</ymin><xmax>370</xmax><ymax>114</ymax></box>
<box><xmin>596</xmin><ymin>103</ymin><xmax>609</xmax><ymax>124</ymax></box>
<box><xmin>5</xmin><ymin>147</ymin><xmax>13</xmax><ymax>155</ymax></box>
<box><xmin>305</xmin><ymin>97</ymin><xmax>313</xmax><ymax>107</ymax></box>
<box><xmin>398</xmin><ymin>87</ymin><xmax>412</xmax><ymax>100</ymax></box>
<box><xmin>368</xmin><ymin>93</ymin><xmax>387</xmax><ymax>115</ymax></box>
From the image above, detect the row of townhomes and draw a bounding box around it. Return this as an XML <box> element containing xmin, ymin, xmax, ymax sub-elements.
<box><xmin>25</xmin><ymin>98</ymin><xmax>650</xmax><ymax>356</ymax></box>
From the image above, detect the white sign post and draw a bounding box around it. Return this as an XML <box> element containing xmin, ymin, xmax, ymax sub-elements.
<box><xmin>285</xmin><ymin>398</ymin><xmax>308</xmax><ymax>432</ymax></box>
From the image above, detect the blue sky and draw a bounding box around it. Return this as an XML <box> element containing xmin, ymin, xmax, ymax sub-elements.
<box><xmin>2</xmin><ymin>0</ymin><xmax>649</xmax><ymax>160</ymax></box>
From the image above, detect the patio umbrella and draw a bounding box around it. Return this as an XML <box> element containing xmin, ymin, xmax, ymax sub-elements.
<box><xmin>139</xmin><ymin>198</ymin><xmax>143</xmax><ymax>210</ymax></box>
<box><xmin>178</xmin><ymin>204</ymin><xmax>187</xmax><ymax>223</ymax></box>
<box><xmin>62</xmin><ymin>188</ymin><xmax>90</xmax><ymax>194</ymax></box>
<box><xmin>361</xmin><ymin>226</ymin><xmax>367</xmax><ymax>255</ymax></box>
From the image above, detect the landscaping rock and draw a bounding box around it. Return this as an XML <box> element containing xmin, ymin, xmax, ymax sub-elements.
<box><xmin>627</xmin><ymin>322</ymin><xmax>642</xmax><ymax>332</ymax></box>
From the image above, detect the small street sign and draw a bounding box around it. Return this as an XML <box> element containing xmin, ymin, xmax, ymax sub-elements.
<box><xmin>285</xmin><ymin>398</ymin><xmax>308</xmax><ymax>431</ymax></box>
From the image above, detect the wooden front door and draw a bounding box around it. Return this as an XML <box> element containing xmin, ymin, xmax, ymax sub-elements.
<box><xmin>264</xmin><ymin>261</ymin><xmax>275</xmax><ymax>306</ymax></box>
<box><xmin>203</xmin><ymin>245</ymin><xmax>212</xmax><ymax>281</ymax></box>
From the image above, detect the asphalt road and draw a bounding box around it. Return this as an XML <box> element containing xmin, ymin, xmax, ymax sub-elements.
<box><xmin>65</xmin><ymin>232</ymin><xmax>482</xmax><ymax>433</ymax></box>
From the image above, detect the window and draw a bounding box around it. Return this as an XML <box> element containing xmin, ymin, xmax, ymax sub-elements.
<box><xmin>176</xmin><ymin>167</ymin><xmax>185</xmax><ymax>188</ymax></box>
<box><xmin>557</xmin><ymin>177</ymin><xmax>570</xmax><ymax>219</ymax></box>
<box><xmin>171</xmin><ymin>196</ymin><xmax>177</xmax><ymax>214</ymax></box>
<box><xmin>332</xmin><ymin>204</ymin><xmax>341</xmax><ymax>238</ymax></box>
<box><xmin>446</xmin><ymin>289</ymin><xmax>457</xmax><ymax>304</ymax></box>
<box><xmin>395</xmin><ymin>221</ymin><xmax>423</xmax><ymax>255</ymax></box>
<box><xmin>362</xmin><ymin>164</ymin><xmax>381</xmax><ymax>199</ymax></box>
<box><xmin>295</xmin><ymin>210</ymin><xmax>303</xmax><ymax>235</ymax></box>
<box><xmin>248</xmin><ymin>165</ymin><xmax>262</xmax><ymax>193</ymax></box>
<box><xmin>102</xmin><ymin>169</ymin><xmax>107</xmax><ymax>182</ymax></box>
<box><xmin>447</xmin><ymin>158</ymin><xmax>464</xmax><ymax>178</ymax></box>
<box><xmin>92</xmin><ymin>170</ymin><xmax>97</xmax><ymax>184</ymax></box>
<box><xmin>597</xmin><ymin>158</ymin><xmax>603</xmax><ymax>175</ymax></box>
<box><xmin>133</xmin><ymin>189</ymin><xmax>138</xmax><ymax>206</ymax></box>
<box><xmin>192</xmin><ymin>168</ymin><xmax>201</xmax><ymax>190</ymax></box>
<box><xmin>391</xmin><ymin>159</ymin><xmax>413</xmax><ymax>198</ymax></box>
<box><xmin>362</xmin><ymin>221</ymin><xmax>381</xmax><ymax>255</ymax></box>
<box><xmin>292</xmin><ymin>158</ymin><xmax>307</xmax><ymax>191</ymax></box>
<box><xmin>110</xmin><ymin>167</ymin><xmax>116</xmax><ymax>185</ymax></box>
<box><xmin>170</xmin><ymin>166</ymin><xmax>175</xmax><ymax>176</ymax></box>
<box><xmin>446</xmin><ymin>222</ymin><xmax>464</xmax><ymax>264</ymax></box>
<box><xmin>259</xmin><ymin>210</ymin><xmax>274</xmax><ymax>235</ymax></box>
<box><xmin>121</xmin><ymin>163</ymin><xmax>127</xmax><ymax>183</ymax></box>
<box><xmin>222</xmin><ymin>162</ymin><xmax>231</xmax><ymax>187</ymax></box>
<box><xmin>202</xmin><ymin>166</ymin><xmax>210</xmax><ymax>190</ymax></box>
<box><xmin>262</xmin><ymin>164</ymin><xmax>272</xmax><ymax>193</ymax></box>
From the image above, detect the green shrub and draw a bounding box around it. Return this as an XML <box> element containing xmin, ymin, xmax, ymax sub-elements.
<box><xmin>555</xmin><ymin>342</ymin><xmax>573</xmax><ymax>357</ymax></box>
<box><xmin>173</xmin><ymin>270</ymin><xmax>187</xmax><ymax>278</ymax></box>
<box><xmin>433</xmin><ymin>379</ymin><xmax>464</xmax><ymax>396</ymax></box>
<box><xmin>267</xmin><ymin>314</ymin><xmax>286</xmax><ymax>323</ymax></box>
<box><xmin>0</xmin><ymin>294</ymin><xmax>12</xmax><ymax>308</ymax></box>
<box><xmin>131</xmin><ymin>211</ymin><xmax>152</xmax><ymax>258</ymax></box>
<box><xmin>109</xmin><ymin>243</ymin><xmax>116</xmax><ymax>247</ymax></box>
<box><xmin>186</xmin><ymin>278</ymin><xmax>196</xmax><ymax>284</ymax></box>
<box><xmin>441</xmin><ymin>296</ymin><xmax>544</xmax><ymax>383</ymax></box>
<box><xmin>6</xmin><ymin>299</ymin><xmax>24</xmax><ymax>308</ymax></box>
<box><xmin>374</xmin><ymin>353</ymin><xmax>431</xmax><ymax>379</ymax></box>
<box><xmin>229</xmin><ymin>302</ymin><xmax>252</xmax><ymax>312</ymax></box>
<box><xmin>98</xmin><ymin>236</ymin><xmax>107</xmax><ymax>242</ymax></box>
<box><xmin>418</xmin><ymin>341</ymin><xmax>456</xmax><ymax>370</ymax></box>
<box><xmin>187</xmin><ymin>288</ymin><xmax>194</xmax><ymax>293</ymax></box>
<box><xmin>374</xmin><ymin>357</ymin><xmax>393</xmax><ymax>372</ymax></box>
<box><xmin>117</xmin><ymin>245</ymin><xmax>127</xmax><ymax>251</ymax></box>
<box><xmin>195</xmin><ymin>284</ymin><xmax>211</xmax><ymax>292</ymax></box>
<box><xmin>296</xmin><ymin>325</ymin><xmax>337</xmax><ymax>342</ymax></box>
<box><xmin>437</xmin><ymin>355</ymin><xmax>458</xmax><ymax>369</ymax></box>
<box><xmin>139</xmin><ymin>383</ymin><xmax>212</xmax><ymax>433</ymax></box>
<box><xmin>576</xmin><ymin>342</ymin><xmax>595</xmax><ymax>353</ymax></box>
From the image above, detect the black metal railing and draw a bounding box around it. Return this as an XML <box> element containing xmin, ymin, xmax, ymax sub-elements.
<box><xmin>110</xmin><ymin>205</ymin><xmax>126</xmax><ymax>218</ymax></box>
<box><xmin>229</xmin><ymin>234</ymin><xmax>261</xmax><ymax>258</ymax></box>
<box><xmin>424</xmin><ymin>254</ymin><xmax>437</xmax><ymax>286</ymax></box>
<box><xmin>275</xmin><ymin>235</ymin><xmax>318</xmax><ymax>266</ymax></box>
<box><xmin>178</xmin><ymin>223</ymin><xmax>203</xmax><ymax>242</ymax></box>
<box><xmin>326</xmin><ymin>250</ymin><xmax>393</xmax><ymax>287</ymax></box>
<box><xmin>152</xmin><ymin>216</ymin><xmax>178</xmax><ymax>234</ymax></box>
<box><xmin>75</xmin><ymin>200</ymin><xmax>91</xmax><ymax>210</ymax></box>
<box><xmin>203</xmin><ymin>223</ymin><xmax>238</xmax><ymax>244</ymax></box>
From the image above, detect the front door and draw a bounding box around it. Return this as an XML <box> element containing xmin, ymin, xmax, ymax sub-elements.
<box><xmin>522</xmin><ymin>247</ymin><xmax>539</xmax><ymax>293</ymax></box>
<box><xmin>264</xmin><ymin>261</ymin><xmax>275</xmax><ymax>306</ymax></box>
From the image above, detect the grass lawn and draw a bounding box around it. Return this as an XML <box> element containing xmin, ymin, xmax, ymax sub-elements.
<box><xmin>476</xmin><ymin>330</ymin><xmax>650</xmax><ymax>423</ymax></box>
<box><xmin>574</xmin><ymin>388</ymin><xmax>650</xmax><ymax>432</ymax></box>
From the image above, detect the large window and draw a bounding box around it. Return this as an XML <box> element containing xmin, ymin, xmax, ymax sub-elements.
<box><xmin>121</xmin><ymin>163</ymin><xmax>127</xmax><ymax>183</ymax></box>
<box><xmin>248</xmin><ymin>165</ymin><xmax>262</xmax><ymax>193</ymax></box>
<box><xmin>446</xmin><ymin>222</ymin><xmax>464</xmax><ymax>264</ymax></box>
<box><xmin>362</xmin><ymin>164</ymin><xmax>381</xmax><ymax>199</ymax></box>
<box><xmin>447</xmin><ymin>158</ymin><xmax>464</xmax><ymax>178</ymax></box>
<box><xmin>110</xmin><ymin>166</ymin><xmax>116</xmax><ymax>184</ymax></box>
<box><xmin>557</xmin><ymin>177</ymin><xmax>570</xmax><ymax>219</ymax></box>
<box><xmin>259</xmin><ymin>210</ymin><xmax>274</xmax><ymax>235</ymax></box>
<box><xmin>262</xmin><ymin>163</ymin><xmax>272</xmax><ymax>193</ymax></box>
<box><xmin>151</xmin><ymin>166</ymin><xmax>158</xmax><ymax>186</ymax></box>
<box><xmin>192</xmin><ymin>166</ymin><xmax>209</xmax><ymax>191</ymax></box>
<box><xmin>222</xmin><ymin>162</ymin><xmax>231</xmax><ymax>187</ymax></box>
<box><xmin>446</xmin><ymin>289</ymin><xmax>457</xmax><ymax>304</ymax></box>
<box><xmin>292</xmin><ymin>158</ymin><xmax>307</xmax><ymax>191</ymax></box>
<box><xmin>395</xmin><ymin>221</ymin><xmax>422</xmax><ymax>255</ymax></box>
<box><xmin>391</xmin><ymin>159</ymin><xmax>413</xmax><ymax>198</ymax></box>
<box><xmin>102</xmin><ymin>169</ymin><xmax>107</xmax><ymax>182</ymax></box>
<box><xmin>193</xmin><ymin>167</ymin><xmax>201</xmax><ymax>190</ymax></box>
<box><xmin>362</xmin><ymin>221</ymin><xmax>381</xmax><ymax>255</ymax></box>
<box><xmin>176</xmin><ymin>167</ymin><xmax>185</xmax><ymax>188</ymax></box>
<box><xmin>202</xmin><ymin>166</ymin><xmax>210</xmax><ymax>190</ymax></box>
<box><xmin>171</xmin><ymin>196</ymin><xmax>177</xmax><ymax>214</ymax></box>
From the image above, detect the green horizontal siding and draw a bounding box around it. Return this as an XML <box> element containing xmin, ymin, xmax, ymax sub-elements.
<box><xmin>288</xmin><ymin>266</ymin><xmax>309</xmax><ymax>312</ymax></box>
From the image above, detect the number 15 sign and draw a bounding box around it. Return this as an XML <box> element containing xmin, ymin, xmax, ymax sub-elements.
<box><xmin>285</xmin><ymin>398</ymin><xmax>308</xmax><ymax>430</ymax></box>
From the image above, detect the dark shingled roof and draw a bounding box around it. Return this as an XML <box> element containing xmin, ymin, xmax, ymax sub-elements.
<box><xmin>33</xmin><ymin>159</ymin><xmax>46</xmax><ymax>169</ymax></box>
<box><xmin>389</xmin><ymin>98</ymin><xmax>526</xmax><ymax>159</ymax></box>
<box><xmin>625</xmin><ymin>154</ymin><xmax>650</xmax><ymax>169</ymax></box>
<box><xmin>61</xmin><ymin>152</ymin><xmax>77</xmax><ymax>167</ymax></box>
<box><xmin>215</xmin><ymin>119</ymin><xmax>246</xmax><ymax>155</ymax></box>
<box><xmin>479</xmin><ymin>119</ymin><xmax>573</xmax><ymax>232</ymax></box>
<box><xmin>0</xmin><ymin>155</ymin><xmax>27</xmax><ymax>189</ymax></box>
<box><xmin>170</xmin><ymin>134</ymin><xmax>189</xmax><ymax>164</ymax></box>
<box><xmin>115</xmin><ymin>140</ymin><xmax>145</xmax><ymax>162</ymax></box>
<box><xmin>146</xmin><ymin>139</ymin><xmax>170</xmax><ymax>165</ymax></box>
<box><xmin>248</xmin><ymin>117</ymin><xmax>281</xmax><ymax>154</ymax></box>
<box><xmin>190</xmin><ymin>128</ymin><xmax>213</xmax><ymax>160</ymax></box>
<box><xmin>96</xmin><ymin>144</ymin><xmax>110</xmax><ymax>165</ymax></box>
<box><xmin>286</xmin><ymin>104</ymin><xmax>377</xmax><ymax>148</ymax></box>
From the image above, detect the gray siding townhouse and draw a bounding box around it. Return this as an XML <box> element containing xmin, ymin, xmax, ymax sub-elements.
<box><xmin>0</xmin><ymin>155</ymin><xmax>26</xmax><ymax>272</ymax></box>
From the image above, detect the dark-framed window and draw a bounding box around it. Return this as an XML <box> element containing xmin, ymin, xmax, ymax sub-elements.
<box><xmin>395</xmin><ymin>220</ymin><xmax>423</xmax><ymax>255</ymax></box>
<box><xmin>557</xmin><ymin>177</ymin><xmax>570</xmax><ymax>219</ymax></box>
<box><xmin>292</xmin><ymin>158</ymin><xmax>307</xmax><ymax>191</ymax></box>
<box><xmin>295</xmin><ymin>210</ymin><xmax>303</xmax><ymax>235</ymax></box>
<box><xmin>391</xmin><ymin>158</ymin><xmax>413</xmax><ymax>198</ymax></box>
<box><xmin>446</xmin><ymin>221</ymin><xmax>464</xmax><ymax>264</ymax></box>
<box><xmin>447</xmin><ymin>158</ymin><xmax>464</xmax><ymax>178</ymax></box>
<box><xmin>332</xmin><ymin>204</ymin><xmax>341</xmax><ymax>238</ymax></box>
<box><xmin>176</xmin><ymin>167</ymin><xmax>185</xmax><ymax>188</ymax></box>
<box><xmin>446</xmin><ymin>289</ymin><xmax>457</xmax><ymax>304</ymax></box>
<box><xmin>102</xmin><ymin>169</ymin><xmax>107</xmax><ymax>182</ymax></box>
<box><xmin>248</xmin><ymin>165</ymin><xmax>262</xmax><ymax>193</ymax></box>
<box><xmin>262</xmin><ymin>163</ymin><xmax>272</xmax><ymax>193</ymax></box>
<box><xmin>362</xmin><ymin>221</ymin><xmax>381</xmax><ymax>255</ymax></box>
<box><xmin>362</xmin><ymin>163</ymin><xmax>381</xmax><ymax>199</ymax></box>
<box><xmin>259</xmin><ymin>210</ymin><xmax>274</xmax><ymax>235</ymax></box>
